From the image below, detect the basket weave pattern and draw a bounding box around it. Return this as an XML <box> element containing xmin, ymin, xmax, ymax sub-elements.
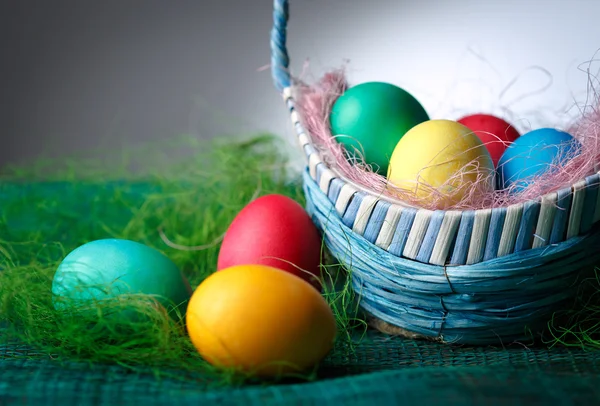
<box><xmin>270</xmin><ymin>0</ymin><xmax>600</xmax><ymax>344</ymax></box>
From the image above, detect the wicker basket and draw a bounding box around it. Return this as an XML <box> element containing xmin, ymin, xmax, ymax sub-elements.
<box><xmin>269</xmin><ymin>0</ymin><xmax>600</xmax><ymax>345</ymax></box>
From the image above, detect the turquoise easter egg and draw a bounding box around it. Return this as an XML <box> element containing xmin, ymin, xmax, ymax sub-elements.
<box><xmin>329</xmin><ymin>82</ymin><xmax>429</xmax><ymax>175</ymax></box>
<box><xmin>497</xmin><ymin>128</ymin><xmax>581</xmax><ymax>192</ymax></box>
<box><xmin>51</xmin><ymin>239</ymin><xmax>192</xmax><ymax>319</ymax></box>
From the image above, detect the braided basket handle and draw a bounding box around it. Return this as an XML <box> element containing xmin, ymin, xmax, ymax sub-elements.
<box><xmin>270</xmin><ymin>0</ymin><xmax>291</xmax><ymax>91</ymax></box>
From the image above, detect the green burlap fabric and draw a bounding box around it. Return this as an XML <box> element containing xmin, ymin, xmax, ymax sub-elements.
<box><xmin>3</xmin><ymin>332</ymin><xmax>600</xmax><ymax>405</ymax></box>
<box><xmin>2</xmin><ymin>182</ymin><xmax>600</xmax><ymax>405</ymax></box>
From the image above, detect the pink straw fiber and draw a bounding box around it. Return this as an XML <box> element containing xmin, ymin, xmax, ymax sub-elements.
<box><xmin>295</xmin><ymin>69</ymin><xmax>600</xmax><ymax>211</ymax></box>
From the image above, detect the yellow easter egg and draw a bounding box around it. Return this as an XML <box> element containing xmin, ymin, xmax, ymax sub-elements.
<box><xmin>387</xmin><ymin>119</ymin><xmax>495</xmax><ymax>209</ymax></box>
<box><xmin>186</xmin><ymin>264</ymin><xmax>337</xmax><ymax>377</ymax></box>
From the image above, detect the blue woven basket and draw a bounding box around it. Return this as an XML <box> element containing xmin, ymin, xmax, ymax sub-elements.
<box><xmin>270</xmin><ymin>0</ymin><xmax>600</xmax><ymax>345</ymax></box>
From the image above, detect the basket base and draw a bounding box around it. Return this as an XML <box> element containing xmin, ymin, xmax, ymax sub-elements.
<box><xmin>368</xmin><ymin>316</ymin><xmax>444</xmax><ymax>343</ymax></box>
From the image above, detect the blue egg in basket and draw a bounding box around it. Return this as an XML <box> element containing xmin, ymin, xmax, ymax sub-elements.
<box><xmin>497</xmin><ymin>128</ymin><xmax>581</xmax><ymax>192</ymax></box>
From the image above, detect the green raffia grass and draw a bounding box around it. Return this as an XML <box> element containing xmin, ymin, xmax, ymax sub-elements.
<box><xmin>0</xmin><ymin>133</ymin><xmax>365</xmax><ymax>387</ymax></box>
<box><xmin>1</xmin><ymin>132</ymin><xmax>600</xmax><ymax>388</ymax></box>
<box><xmin>544</xmin><ymin>268</ymin><xmax>600</xmax><ymax>351</ymax></box>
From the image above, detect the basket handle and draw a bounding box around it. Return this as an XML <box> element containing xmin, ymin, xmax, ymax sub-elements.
<box><xmin>270</xmin><ymin>0</ymin><xmax>291</xmax><ymax>92</ymax></box>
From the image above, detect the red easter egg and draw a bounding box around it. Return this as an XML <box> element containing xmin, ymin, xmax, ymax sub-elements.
<box><xmin>217</xmin><ymin>194</ymin><xmax>323</xmax><ymax>290</ymax></box>
<box><xmin>457</xmin><ymin>114</ymin><xmax>520</xmax><ymax>167</ymax></box>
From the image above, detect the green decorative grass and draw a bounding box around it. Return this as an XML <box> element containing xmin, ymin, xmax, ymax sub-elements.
<box><xmin>0</xmin><ymin>134</ymin><xmax>363</xmax><ymax>386</ymax></box>
<box><xmin>0</xmin><ymin>132</ymin><xmax>598</xmax><ymax>389</ymax></box>
<box><xmin>544</xmin><ymin>269</ymin><xmax>600</xmax><ymax>351</ymax></box>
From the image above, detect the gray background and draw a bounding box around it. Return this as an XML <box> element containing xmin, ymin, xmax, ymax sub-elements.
<box><xmin>2</xmin><ymin>0</ymin><xmax>600</xmax><ymax>165</ymax></box>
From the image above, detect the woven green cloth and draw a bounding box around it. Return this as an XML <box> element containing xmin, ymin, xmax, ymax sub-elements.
<box><xmin>2</xmin><ymin>181</ymin><xmax>600</xmax><ymax>405</ymax></box>
<box><xmin>3</xmin><ymin>333</ymin><xmax>600</xmax><ymax>405</ymax></box>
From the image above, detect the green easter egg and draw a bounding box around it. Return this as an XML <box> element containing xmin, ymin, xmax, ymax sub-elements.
<box><xmin>51</xmin><ymin>238</ymin><xmax>193</xmax><ymax>320</ymax></box>
<box><xmin>330</xmin><ymin>82</ymin><xmax>429</xmax><ymax>174</ymax></box>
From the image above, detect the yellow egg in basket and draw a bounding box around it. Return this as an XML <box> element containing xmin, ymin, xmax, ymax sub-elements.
<box><xmin>387</xmin><ymin>119</ymin><xmax>495</xmax><ymax>209</ymax></box>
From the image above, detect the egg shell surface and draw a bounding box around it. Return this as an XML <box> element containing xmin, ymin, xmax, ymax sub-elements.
<box><xmin>52</xmin><ymin>238</ymin><xmax>193</xmax><ymax>318</ymax></box>
<box><xmin>387</xmin><ymin>119</ymin><xmax>495</xmax><ymax>209</ymax></box>
<box><xmin>186</xmin><ymin>264</ymin><xmax>337</xmax><ymax>377</ymax></box>
<box><xmin>329</xmin><ymin>82</ymin><xmax>429</xmax><ymax>175</ymax></box>
<box><xmin>497</xmin><ymin>128</ymin><xmax>580</xmax><ymax>191</ymax></box>
<box><xmin>217</xmin><ymin>194</ymin><xmax>323</xmax><ymax>289</ymax></box>
<box><xmin>457</xmin><ymin>113</ymin><xmax>520</xmax><ymax>167</ymax></box>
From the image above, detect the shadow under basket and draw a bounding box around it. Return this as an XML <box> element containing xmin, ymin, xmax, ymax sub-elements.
<box><xmin>269</xmin><ymin>0</ymin><xmax>600</xmax><ymax>345</ymax></box>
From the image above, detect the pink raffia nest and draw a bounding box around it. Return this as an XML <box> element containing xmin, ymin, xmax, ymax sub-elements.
<box><xmin>294</xmin><ymin>69</ymin><xmax>600</xmax><ymax>211</ymax></box>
